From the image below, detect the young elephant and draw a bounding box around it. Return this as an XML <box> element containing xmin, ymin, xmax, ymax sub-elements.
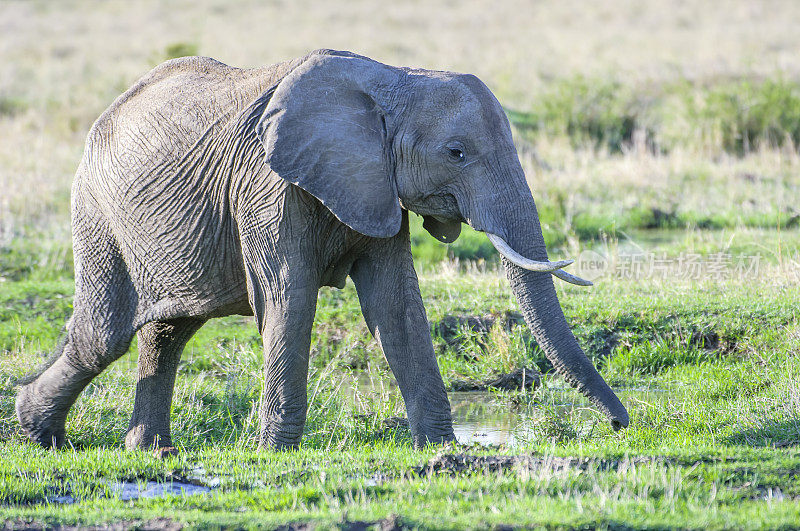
<box><xmin>16</xmin><ymin>49</ymin><xmax>629</xmax><ymax>451</ymax></box>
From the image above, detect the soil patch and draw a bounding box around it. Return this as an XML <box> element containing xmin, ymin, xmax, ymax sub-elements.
<box><xmin>689</xmin><ymin>330</ymin><xmax>737</xmax><ymax>353</ymax></box>
<box><xmin>276</xmin><ymin>515</ymin><xmax>406</xmax><ymax>530</ymax></box>
<box><xmin>433</xmin><ymin>312</ymin><xmax>525</xmax><ymax>346</ymax></box>
<box><xmin>2</xmin><ymin>518</ymin><xmax>181</xmax><ymax>531</ymax></box>
<box><xmin>414</xmin><ymin>453</ymin><xmax>671</xmax><ymax>477</ymax></box>
<box><xmin>450</xmin><ymin>367</ymin><xmax>540</xmax><ymax>392</ymax></box>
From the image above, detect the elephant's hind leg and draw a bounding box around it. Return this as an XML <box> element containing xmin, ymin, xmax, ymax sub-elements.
<box><xmin>125</xmin><ymin>317</ymin><xmax>205</xmax><ymax>453</ymax></box>
<box><xmin>16</xmin><ymin>218</ymin><xmax>136</xmax><ymax>448</ymax></box>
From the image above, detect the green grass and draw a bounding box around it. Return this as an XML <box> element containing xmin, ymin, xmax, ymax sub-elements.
<box><xmin>507</xmin><ymin>76</ymin><xmax>800</xmax><ymax>156</ymax></box>
<box><xmin>3</xmin><ymin>1</ymin><xmax>800</xmax><ymax>526</ymax></box>
<box><xmin>2</xmin><ymin>445</ymin><xmax>800</xmax><ymax>529</ymax></box>
<box><xmin>1</xmin><ymin>229</ymin><xmax>799</xmax><ymax>528</ymax></box>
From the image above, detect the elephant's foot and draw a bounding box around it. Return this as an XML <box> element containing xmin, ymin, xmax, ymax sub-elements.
<box><xmin>258</xmin><ymin>431</ymin><xmax>303</xmax><ymax>451</ymax></box>
<box><xmin>15</xmin><ymin>383</ymin><xmax>67</xmax><ymax>448</ymax></box>
<box><xmin>259</xmin><ymin>440</ymin><xmax>300</xmax><ymax>451</ymax></box>
<box><xmin>408</xmin><ymin>406</ymin><xmax>456</xmax><ymax>449</ymax></box>
<box><xmin>16</xmin><ymin>354</ymin><xmax>96</xmax><ymax>449</ymax></box>
<box><xmin>258</xmin><ymin>402</ymin><xmax>306</xmax><ymax>450</ymax></box>
<box><xmin>152</xmin><ymin>446</ymin><xmax>180</xmax><ymax>459</ymax></box>
<box><xmin>125</xmin><ymin>424</ymin><xmax>175</xmax><ymax>457</ymax></box>
<box><xmin>412</xmin><ymin>431</ymin><xmax>457</xmax><ymax>450</ymax></box>
<box><xmin>258</xmin><ymin>421</ymin><xmax>305</xmax><ymax>451</ymax></box>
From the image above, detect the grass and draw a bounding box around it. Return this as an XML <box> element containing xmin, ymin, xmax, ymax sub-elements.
<box><xmin>3</xmin><ymin>0</ymin><xmax>800</xmax><ymax>527</ymax></box>
<box><xmin>2</xmin><ymin>230</ymin><xmax>800</xmax><ymax>527</ymax></box>
<box><xmin>507</xmin><ymin>77</ymin><xmax>800</xmax><ymax>156</ymax></box>
<box><xmin>2</xmin><ymin>446</ymin><xmax>800</xmax><ymax>528</ymax></box>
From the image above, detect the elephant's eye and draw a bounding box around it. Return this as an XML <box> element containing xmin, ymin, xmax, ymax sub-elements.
<box><xmin>447</xmin><ymin>146</ymin><xmax>465</xmax><ymax>163</ymax></box>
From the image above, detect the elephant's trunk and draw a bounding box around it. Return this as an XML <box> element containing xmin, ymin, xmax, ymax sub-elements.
<box><xmin>475</xmin><ymin>173</ymin><xmax>628</xmax><ymax>428</ymax></box>
<box><xmin>504</xmin><ymin>261</ymin><xmax>629</xmax><ymax>429</ymax></box>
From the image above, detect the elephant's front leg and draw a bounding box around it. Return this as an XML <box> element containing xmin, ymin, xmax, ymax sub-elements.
<box><xmin>251</xmin><ymin>270</ymin><xmax>319</xmax><ymax>450</ymax></box>
<box><xmin>350</xmin><ymin>227</ymin><xmax>455</xmax><ymax>447</ymax></box>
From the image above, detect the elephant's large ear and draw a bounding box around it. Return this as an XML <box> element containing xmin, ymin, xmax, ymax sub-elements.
<box><xmin>256</xmin><ymin>51</ymin><xmax>402</xmax><ymax>238</ymax></box>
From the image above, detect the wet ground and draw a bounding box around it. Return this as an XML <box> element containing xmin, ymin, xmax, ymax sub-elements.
<box><xmin>450</xmin><ymin>387</ymin><xmax>666</xmax><ymax>445</ymax></box>
<box><xmin>46</xmin><ymin>480</ymin><xmax>211</xmax><ymax>504</ymax></box>
<box><xmin>43</xmin><ymin>380</ymin><xmax>664</xmax><ymax>504</ymax></box>
<box><xmin>348</xmin><ymin>374</ymin><xmax>665</xmax><ymax>446</ymax></box>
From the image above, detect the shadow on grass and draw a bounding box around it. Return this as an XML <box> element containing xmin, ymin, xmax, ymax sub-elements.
<box><xmin>726</xmin><ymin>419</ymin><xmax>800</xmax><ymax>448</ymax></box>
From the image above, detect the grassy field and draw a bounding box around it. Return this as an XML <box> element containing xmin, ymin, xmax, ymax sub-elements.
<box><xmin>2</xmin><ymin>0</ymin><xmax>800</xmax><ymax>529</ymax></box>
<box><xmin>2</xmin><ymin>231</ymin><xmax>799</xmax><ymax>528</ymax></box>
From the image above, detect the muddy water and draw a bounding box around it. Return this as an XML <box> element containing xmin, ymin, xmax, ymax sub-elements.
<box><xmin>449</xmin><ymin>390</ymin><xmax>584</xmax><ymax>446</ymax></box>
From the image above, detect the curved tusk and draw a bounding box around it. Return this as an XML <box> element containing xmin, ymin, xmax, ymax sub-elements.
<box><xmin>552</xmin><ymin>269</ymin><xmax>594</xmax><ymax>286</ymax></box>
<box><xmin>486</xmin><ymin>233</ymin><xmax>594</xmax><ymax>286</ymax></box>
<box><xmin>486</xmin><ymin>233</ymin><xmax>573</xmax><ymax>272</ymax></box>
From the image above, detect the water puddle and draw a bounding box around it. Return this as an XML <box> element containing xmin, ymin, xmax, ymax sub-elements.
<box><xmin>346</xmin><ymin>373</ymin><xmax>665</xmax><ymax>446</ymax></box>
<box><xmin>450</xmin><ymin>387</ymin><xmax>665</xmax><ymax>445</ymax></box>
<box><xmin>44</xmin><ymin>380</ymin><xmax>664</xmax><ymax>505</ymax></box>
<box><xmin>44</xmin><ymin>385</ymin><xmax>535</xmax><ymax>504</ymax></box>
<box><xmin>46</xmin><ymin>494</ymin><xmax>78</xmax><ymax>504</ymax></box>
<box><xmin>46</xmin><ymin>478</ymin><xmax>213</xmax><ymax>505</ymax></box>
<box><xmin>449</xmin><ymin>391</ymin><xmax>521</xmax><ymax>446</ymax></box>
<box><xmin>111</xmin><ymin>480</ymin><xmax>211</xmax><ymax>501</ymax></box>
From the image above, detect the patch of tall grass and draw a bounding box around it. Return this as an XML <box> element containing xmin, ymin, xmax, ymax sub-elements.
<box><xmin>509</xmin><ymin>77</ymin><xmax>800</xmax><ymax>156</ymax></box>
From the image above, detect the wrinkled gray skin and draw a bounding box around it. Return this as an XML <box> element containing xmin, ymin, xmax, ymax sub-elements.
<box><xmin>16</xmin><ymin>50</ymin><xmax>629</xmax><ymax>451</ymax></box>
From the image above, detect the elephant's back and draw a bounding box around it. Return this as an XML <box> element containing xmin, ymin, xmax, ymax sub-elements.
<box><xmin>79</xmin><ymin>56</ymin><xmax>298</xmax><ymax>187</ymax></box>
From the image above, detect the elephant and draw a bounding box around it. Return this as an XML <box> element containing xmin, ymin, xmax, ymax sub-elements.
<box><xmin>15</xmin><ymin>49</ymin><xmax>629</xmax><ymax>451</ymax></box>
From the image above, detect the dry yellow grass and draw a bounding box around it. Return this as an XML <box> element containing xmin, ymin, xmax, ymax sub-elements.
<box><xmin>2</xmin><ymin>0</ymin><xmax>800</xmax><ymax>235</ymax></box>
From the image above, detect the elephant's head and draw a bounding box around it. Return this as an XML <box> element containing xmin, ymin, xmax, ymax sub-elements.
<box><xmin>257</xmin><ymin>49</ymin><xmax>629</xmax><ymax>430</ymax></box>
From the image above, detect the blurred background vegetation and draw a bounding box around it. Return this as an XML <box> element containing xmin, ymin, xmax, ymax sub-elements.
<box><xmin>1</xmin><ymin>0</ymin><xmax>799</xmax><ymax>273</ymax></box>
